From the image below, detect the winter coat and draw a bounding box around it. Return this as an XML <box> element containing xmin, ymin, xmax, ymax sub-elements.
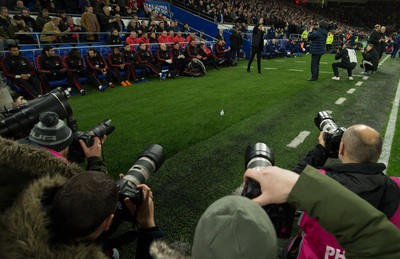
<box><xmin>308</xmin><ymin>28</ymin><xmax>328</xmax><ymax>55</ymax></box>
<box><xmin>0</xmin><ymin>137</ymin><xmax>108</xmax><ymax>258</ymax></box>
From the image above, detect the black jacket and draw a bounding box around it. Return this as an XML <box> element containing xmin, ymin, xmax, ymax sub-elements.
<box><xmin>362</xmin><ymin>48</ymin><xmax>379</xmax><ymax>70</ymax></box>
<box><xmin>293</xmin><ymin>144</ymin><xmax>400</xmax><ymax>219</ymax></box>
<box><xmin>36</xmin><ymin>54</ymin><xmax>66</xmax><ymax>74</ymax></box>
<box><xmin>251</xmin><ymin>24</ymin><xmax>264</xmax><ymax>50</ymax></box>
<box><xmin>369</xmin><ymin>30</ymin><xmax>380</xmax><ymax>46</ymax></box>
<box><xmin>308</xmin><ymin>28</ymin><xmax>328</xmax><ymax>55</ymax></box>
<box><xmin>2</xmin><ymin>54</ymin><xmax>36</xmax><ymax>78</ymax></box>
<box><xmin>63</xmin><ymin>54</ymin><xmax>85</xmax><ymax>71</ymax></box>
<box><xmin>86</xmin><ymin>53</ymin><xmax>108</xmax><ymax>71</ymax></box>
<box><xmin>335</xmin><ymin>48</ymin><xmax>356</xmax><ymax>66</ymax></box>
<box><xmin>229</xmin><ymin>31</ymin><xmax>242</xmax><ymax>49</ymax></box>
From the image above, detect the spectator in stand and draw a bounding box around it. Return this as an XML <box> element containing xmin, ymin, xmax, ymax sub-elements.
<box><xmin>171</xmin><ymin>41</ymin><xmax>186</xmax><ymax>74</ymax></box>
<box><xmin>20</xmin><ymin>8</ymin><xmax>36</xmax><ymax>32</ymax></box>
<box><xmin>0</xmin><ymin>6</ymin><xmax>11</xmax><ymax>30</ymax></box>
<box><xmin>186</xmin><ymin>32</ymin><xmax>196</xmax><ymax>43</ymax></box>
<box><xmin>8</xmin><ymin>14</ymin><xmax>35</xmax><ymax>44</ymax></box>
<box><xmin>391</xmin><ymin>31</ymin><xmax>400</xmax><ymax>59</ymax></box>
<box><xmin>127</xmin><ymin>18</ymin><xmax>140</xmax><ymax>32</ymax></box>
<box><xmin>40</xmin><ymin>17</ymin><xmax>71</xmax><ymax>44</ymax></box>
<box><xmin>63</xmin><ymin>48</ymin><xmax>100</xmax><ymax>95</ymax></box>
<box><xmin>106</xmin><ymin>28</ymin><xmax>122</xmax><ymax>45</ymax></box>
<box><xmin>149</xmin><ymin>32</ymin><xmax>157</xmax><ymax>44</ymax></box>
<box><xmin>2</xmin><ymin>44</ymin><xmax>42</xmax><ymax>99</ymax></box>
<box><xmin>86</xmin><ymin>48</ymin><xmax>113</xmax><ymax>91</ymax></box>
<box><xmin>136</xmin><ymin>42</ymin><xmax>162</xmax><ymax>81</ymax></box>
<box><xmin>173</xmin><ymin>31</ymin><xmax>186</xmax><ymax>47</ymax></box>
<box><xmin>107</xmin><ymin>47</ymin><xmax>131</xmax><ymax>87</ymax></box>
<box><xmin>80</xmin><ymin>5</ymin><xmax>100</xmax><ymax>42</ymax></box>
<box><xmin>122</xmin><ymin>44</ymin><xmax>140</xmax><ymax>83</ymax></box>
<box><xmin>158</xmin><ymin>31</ymin><xmax>168</xmax><ymax>44</ymax></box>
<box><xmin>137</xmin><ymin>32</ymin><xmax>150</xmax><ymax>46</ymax></box>
<box><xmin>167</xmin><ymin>30</ymin><xmax>175</xmax><ymax>44</ymax></box>
<box><xmin>65</xmin><ymin>17</ymin><xmax>82</xmax><ymax>43</ymax></box>
<box><xmin>155</xmin><ymin>43</ymin><xmax>173</xmax><ymax>78</ymax></box>
<box><xmin>360</xmin><ymin>43</ymin><xmax>379</xmax><ymax>75</ymax></box>
<box><xmin>198</xmin><ymin>41</ymin><xmax>219</xmax><ymax>69</ymax></box>
<box><xmin>13</xmin><ymin>0</ymin><xmax>25</xmax><ymax>12</ymax></box>
<box><xmin>98</xmin><ymin>5</ymin><xmax>116</xmax><ymax>32</ymax></box>
<box><xmin>126</xmin><ymin>31</ymin><xmax>139</xmax><ymax>50</ymax></box>
<box><xmin>35</xmin><ymin>8</ymin><xmax>51</xmax><ymax>32</ymax></box>
<box><xmin>36</xmin><ymin>46</ymin><xmax>72</xmax><ymax>95</ymax></box>
<box><xmin>215</xmin><ymin>28</ymin><xmax>224</xmax><ymax>41</ymax></box>
<box><xmin>138</xmin><ymin>20</ymin><xmax>148</xmax><ymax>34</ymax></box>
<box><xmin>215</xmin><ymin>39</ymin><xmax>232</xmax><ymax>66</ymax></box>
<box><xmin>182</xmin><ymin>23</ymin><xmax>190</xmax><ymax>34</ymax></box>
<box><xmin>113</xmin><ymin>14</ymin><xmax>125</xmax><ymax>32</ymax></box>
<box><xmin>230</xmin><ymin>27</ymin><xmax>242</xmax><ymax>60</ymax></box>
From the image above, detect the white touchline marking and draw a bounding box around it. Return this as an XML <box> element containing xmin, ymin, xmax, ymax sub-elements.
<box><xmin>352</xmin><ymin>75</ymin><xmax>363</xmax><ymax>77</ymax></box>
<box><xmin>355</xmin><ymin>81</ymin><xmax>363</xmax><ymax>86</ymax></box>
<box><xmin>275</xmin><ymin>60</ymin><xmax>285</xmax><ymax>62</ymax></box>
<box><xmin>319</xmin><ymin>71</ymin><xmax>331</xmax><ymax>74</ymax></box>
<box><xmin>363</xmin><ymin>76</ymin><xmax>369</xmax><ymax>80</ymax></box>
<box><xmin>264</xmin><ymin>67</ymin><xmax>278</xmax><ymax>70</ymax></box>
<box><xmin>294</xmin><ymin>61</ymin><xmax>306</xmax><ymax>63</ymax></box>
<box><xmin>378</xmin><ymin>55</ymin><xmax>390</xmax><ymax>67</ymax></box>
<box><xmin>287</xmin><ymin>131</ymin><xmax>311</xmax><ymax>148</ymax></box>
<box><xmin>320</xmin><ymin>62</ymin><xmax>328</xmax><ymax>64</ymax></box>
<box><xmin>347</xmin><ymin>88</ymin><xmax>356</xmax><ymax>94</ymax></box>
<box><xmin>379</xmin><ymin>76</ymin><xmax>400</xmax><ymax>173</ymax></box>
<box><xmin>289</xmin><ymin>69</ymin><xmax>304</xmax><ymax>72</ymax></box>
<box><xmin>335</xmin><ymin>97</ymin><xmax>346</xmax><ymax>105</ymax></box>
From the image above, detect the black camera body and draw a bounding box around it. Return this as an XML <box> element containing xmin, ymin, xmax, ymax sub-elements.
<box><xmin>314</xmin><ymin>111</ymin><xmax>346</xmax><ymax>158</ymax></box>
<box><xmin>67</xmin><ymin>119</ymin><xmax>115</xmax><ymax>163</ymax></box>
<box><xmin>115</xmin><ymin>144</ymin><xmax>165</xmax><ymax>221</ymax></box>
<box><xmin>242</xmin><ymin>143</ymin><xmax>295</xmax><ymax>239</ymax></box>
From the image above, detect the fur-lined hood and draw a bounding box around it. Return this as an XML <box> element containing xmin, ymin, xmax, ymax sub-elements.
<box><xmin>0</xmin><ymin>137</ymin><xmax>107</xmax><ymax>258</ymax></box>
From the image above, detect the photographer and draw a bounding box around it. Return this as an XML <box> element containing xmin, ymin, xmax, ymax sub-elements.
<box><xmin>150</xmin><ymin>166</ymin><xmax>400</xmax><ymax>258</ymax></box>
<box><xmin>291</xmin><ymin>124</ymin><xmax>400</xmax><ymax>259</ymax></box>
<box><xmin>360</xmin><ymin>43</ymin><xmax>379</xmax><ymax>75</ymax></box>
<box><xmin>307</xmin><ymin>21</ymin><xmax>328</xmax><ymax>81</ymax></box>
<box><xmin>0</xmin><ymin>119</ymin><xmax>163</xmax><ymax>258</ymax></box>
<box><xmin>331</xmin><ymin>43</ymin><xmax>357</xmax><ymax>81</ymax></box>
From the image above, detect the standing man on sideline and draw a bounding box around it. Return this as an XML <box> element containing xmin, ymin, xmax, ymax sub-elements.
<box><xmin>80</xmin><ymin>5</ymin><xmax>100</xmax><ymax>42</ymax></box>
<box><xmin>247</xmin><ymin>18</ymin><xmax>264</xmax><ymax>74</ymax></box>
<box><xmin>331</xmin><ymin>43</ymin><xmax>357</xmax><ymax>81</ymax></box>
<box><xmin>307</xmin><ymin>21</ymin><xmax>328</xmax><ymax>81</ymax></box>
<box><xmin>2</xmin><ymin>44</ymin><xmax>42</xmax><ymax>99</ymax></box>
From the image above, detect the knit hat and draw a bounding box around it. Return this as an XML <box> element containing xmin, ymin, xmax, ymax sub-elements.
<box><xmin>192</xmin><ymin>196</ymin><xmax>277</xmax><ymax>259</ymax></box>
<box><xmin>29</xmin><ymin>112</ymin><xmax>73</xmax><ymax>152</ymax></box>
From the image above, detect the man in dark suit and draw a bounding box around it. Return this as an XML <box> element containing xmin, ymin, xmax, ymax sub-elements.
<box><xmin>247</xmin><ymin>18</ymin><xmax>264</xmax><ymax>73</ymax></box>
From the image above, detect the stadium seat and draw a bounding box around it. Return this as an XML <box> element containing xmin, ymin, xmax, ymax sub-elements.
<box><xmin>58</xmin><ymin>44</ymin><xmax>73</xmax><ymax>56</ymax></box>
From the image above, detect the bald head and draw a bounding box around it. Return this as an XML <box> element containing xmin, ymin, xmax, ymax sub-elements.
<box><xmin>341</xmin><ymin>124</ymin><xmax>382</xmax><ymax>163</ymax></box>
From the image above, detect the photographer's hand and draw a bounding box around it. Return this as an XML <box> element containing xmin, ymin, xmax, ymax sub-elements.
<box><xmin>244</xmin><ymin>167</ymin><xmax>299</xmax><ymax>206</ymax></box>
<box><xmin>79</xmin><ymin>136</ymin><xmax>105</xmax><ymax>158</ymax></box>
<box><xmin>318</xmin><ymin>131</ymin><xmax>326</xmax><ymax>147</ymax></box>
<box><xmin>123</xmin><ymin>184</ymin><xmax>155</xmax><ymax>228</ymax></box>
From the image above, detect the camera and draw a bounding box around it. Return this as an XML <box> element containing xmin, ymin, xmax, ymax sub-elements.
<box><xmin>314</xmin><ymin>111</ymin><xmax>346</xmax><ymax>158</ymax></box>
<box><xmin>0</xmin><ymin>88</ymin><xmax>72</xmax><ymax>139</ymax></box>
<box><xmin>115</xmin><ymin>144</ymin><xmax>165</xmax><ymax>221</ymax></box>
<box><xmin>67</xmin><ymin>119</ymin><xmax>115</xmax><ymax>163</ymax></box>
<box><xmin>242</xmin><ymin>143</ymin><xmax>295</xmax><ymax>239</ymax></box>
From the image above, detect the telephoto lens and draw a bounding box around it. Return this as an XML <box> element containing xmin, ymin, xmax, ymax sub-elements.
<box><xmin>314</xmin><ymin>111</ymin><xmax>338</xmax><ymax>134</ymax></box>
<box><xmin>242</xmin><ymin>143</ymin><xmax>295</xmax><ymax>239</ymax></box>
<box><xmin>115</xmin><ymin>144</ymin><xmax>165</xmax><ymax>221</ymax></box>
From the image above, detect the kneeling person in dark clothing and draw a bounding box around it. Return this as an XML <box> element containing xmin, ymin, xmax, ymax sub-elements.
<box><xmin>331</xmin><ymin>43</ymin><xmax>357</xmax><ymax>81</ymax></box>
<box><xmin>2</xmin><ymin>44</ymin><xmax>42</xmax><ymax>99</ymax></box>
<box><xmin>360</xmin><ymin>43</ymin><xmax>379</xmax><ymax>75</ymax></box>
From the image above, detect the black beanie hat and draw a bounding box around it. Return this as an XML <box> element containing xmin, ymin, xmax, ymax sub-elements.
<box><xmin>29</xmin><ymin>112</ymin><xmax>73</xmax><ymax>152</ymax></box>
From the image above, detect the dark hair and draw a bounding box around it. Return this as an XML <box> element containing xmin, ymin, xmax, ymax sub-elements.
<box><xmin>42</xmin><ymin>45</ymin><xmax>53</xmax><ymax>53</ymax></box>
<box><xmin>52</xmin><ymin>172</ymin><xmax>118</xmax><ymax>239</ymax></box>
<box><xmin>8</xmin><ymin>44</ymin><xmax>18</xmax><ymax>50</ymax></box>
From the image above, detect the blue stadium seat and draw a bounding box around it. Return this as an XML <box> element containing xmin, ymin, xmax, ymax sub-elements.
<box><xmin>58</xmin><ymin>44</ymin><xmax>73</xmax><ymax>56</ymax></box>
